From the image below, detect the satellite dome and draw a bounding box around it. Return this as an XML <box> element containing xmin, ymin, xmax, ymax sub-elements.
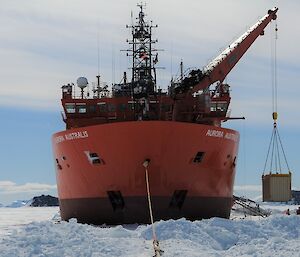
<box><xmin>77</xmin><ymin>77</ymin><xmax>88</xmax><ymax>89</ymax></box>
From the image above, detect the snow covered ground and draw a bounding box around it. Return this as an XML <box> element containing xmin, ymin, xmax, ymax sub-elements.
<box><xmin>0</xmin><ymin>207</ymin><xmax>58</xmax><ymax>237</ymax></box>
<box><xmin>1</xmin><ymin>205</ymin><xmax>300</xmax><ymax>257</ymax></box>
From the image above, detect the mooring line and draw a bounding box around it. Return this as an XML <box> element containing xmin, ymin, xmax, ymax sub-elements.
<box><xmin>143</xmin><ymin>159</ymin><xmax>164</xmax><ymax>257</ymax></box>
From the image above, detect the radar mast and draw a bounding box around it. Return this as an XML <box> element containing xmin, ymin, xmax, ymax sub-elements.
<box><xmin>126</xmin><ymin>3</ymin><xmax>158</xmax><ymax>98</ymax></box>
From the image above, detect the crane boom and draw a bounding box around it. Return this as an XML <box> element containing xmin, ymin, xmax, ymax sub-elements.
<box><xmin>190</xmin><ymin>7</ymin><xmax>278</xmax><ymax>94</ymax></box>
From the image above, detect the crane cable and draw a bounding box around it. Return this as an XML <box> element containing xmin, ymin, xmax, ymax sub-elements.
<box><xmin>142</xmin><ymin>159</ymin><xmax>164</xmax><ymax>257</ymax></box>
<box><xmin>263</xmin><ymin>21</ymin><xmax>290</xmax><ymax>175</ymax></box>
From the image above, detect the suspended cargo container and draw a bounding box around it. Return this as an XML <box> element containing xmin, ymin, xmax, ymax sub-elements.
<box><xmin>262</xmin><ymin>173</ymin><xmax>292</xmax><ymax>202</ymax></box>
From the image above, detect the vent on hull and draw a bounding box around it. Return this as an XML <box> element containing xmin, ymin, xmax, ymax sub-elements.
<box><xmin>169</xmin><ymin>190</ymin><xmax>187</xmax><ymax>209</ymax></box>
<box><xmin>193</xmin><ymin>152</ymin><xmax>205</xmax><ymax>163</ymax></box>
<box><xmin>107</xmin><ymin>191</ymin><xmax>125</xmax><ymax>211</ymax></box>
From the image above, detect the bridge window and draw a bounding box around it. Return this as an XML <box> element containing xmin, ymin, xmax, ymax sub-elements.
<box><xmin>77</xmin><ymin>104</ymin><xmax>86</xmax><ymax>113</ymax></box>
<box><xmin>161</xmin><ymin>104</ymin><xmax>171</xmax><ymax>112</ymax></box>
<box><xmin>65</xmin><ymin>103</ymin><xmax>76</xmax><ymax>113</ymax></box>
<box><xmin>107</xmin><ymin>103</ymin><xmax>116</xmax><ymax>112</ymax></box>
<box><xmin>97</xmin><ymin>102</ymin><xmax>106</xmax><ymax>112</ymax></box>
<box><xmin>211</xmin><ymin>102</ymin><xmax>228</xmax><ymax>112</ymax></box>
<box><xmin>216</xmin><ymin>103</ymin><xmax>227</xmax><ymax>112</ymax></box>
<box><xmin>89</xmin><ymin>105</ymin><xmax>97</xmax><ymax>113</ymax></box>
<box><xmin>119</xmin><ymin>103</ymin><xmax>127</xmax><ymax>111</ymax></box>
<box><xmin>210</xmin><ymin>103</ymin><xmax>217</xmax><ymax>112</ymax></box>
<box><xmin>128</xmin><ymin>102</ymin><xmax>135</xmax><ymax>110</ymax></box>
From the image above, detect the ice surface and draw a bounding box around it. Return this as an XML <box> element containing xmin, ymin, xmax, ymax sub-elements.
<box><xmin>5</xmin><ymin>199</ymin><xmax>31</xmax><ymax>208</ymax></box>
<box><xmin>0</xmin><ymin>206</ymin><xmax>299</xmax><ymax>257</ymax></box>
<box><xmin>0</xmin><ymin>207</ymin><xmax>58</xmax><ymax>237</ymax></box>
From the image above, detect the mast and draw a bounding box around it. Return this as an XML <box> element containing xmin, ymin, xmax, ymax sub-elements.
<box><xmin>125</xmin><ymin>3</ymin><xmax>158</xmax><ymax>98</ymax></box>
<box><xmin>180</xmin><ymin>60</ymin><xmax>183</xmax><ymax>83</ymax></box>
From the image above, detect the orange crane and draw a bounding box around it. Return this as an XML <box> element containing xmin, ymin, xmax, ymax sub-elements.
<box><xmin>192</xmin><ymin>7</ymin><xmax>278</xmax><ymax>94</ymax></box>
<box><xmin>172</xmin><ymin>7</ymin><xmax>278</xmax><ymax>123</ymax></box>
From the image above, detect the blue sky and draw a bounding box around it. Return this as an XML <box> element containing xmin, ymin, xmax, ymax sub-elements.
<box><xmin>0</xmin><ymin>0</ymin><xmax>299</xmax><ymax>204</ymax></box>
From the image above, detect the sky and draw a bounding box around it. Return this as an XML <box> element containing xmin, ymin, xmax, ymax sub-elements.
<box><xmin>0</xmin><ymin>0</ymin><xmax>299</xmax><ymax>204</ymax></box>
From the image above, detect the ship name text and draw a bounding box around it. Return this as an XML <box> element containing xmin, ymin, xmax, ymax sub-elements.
<box><xmin>206</xmin><ymin>129</ymin><xmax>238</xmax><ymax>142</ymax></box>
<box><xmin>54</xmin><ymin>131</ymin><xmax>89</xmax><ymax>144</ymax></box>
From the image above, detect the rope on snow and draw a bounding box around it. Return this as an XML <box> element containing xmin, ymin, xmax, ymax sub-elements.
<box><xmin>143</xmin><ymin>159</ymin><xmax>164</xmax><ymax>257</ymax></box>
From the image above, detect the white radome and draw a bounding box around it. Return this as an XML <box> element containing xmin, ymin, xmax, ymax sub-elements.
<box><xmin>77</xmin><ymin>77</ymin><xmax>88</xmax><ymax>89</ymax></box>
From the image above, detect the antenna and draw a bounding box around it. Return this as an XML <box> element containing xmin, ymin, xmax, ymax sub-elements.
<box><xmin>97</xmin><ymin>20</ymin><xmax>101</xmax><ymax>77</ymax></box>
<box><xmin>97</xmin><ymin>32</ymin><xmax>100</xmax><ymax>76</ymax></box>
<box><xmin>112</xmin><ymin>43</ymin><xmax>115</xmax><ymax>84</ymax></box>
<box><xmin>170</xmin><ymin>41</ymin><xmax>173</xmax><ymax>78</ymax></box>
<box><xmin>137</xmin><ymin>1</ymin><xmax>146</xmax><ymax>9</ymax></box>
<box><xmin>180</xmin><ymin>59</ymin><xmax>183</xmax><ymax>83</ymax></box>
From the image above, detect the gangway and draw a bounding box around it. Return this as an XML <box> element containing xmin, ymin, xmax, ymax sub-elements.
<box><xmin>233</xmin><ymin>195</ymin><xmax>271</xmax><ymax>218</ymax></box>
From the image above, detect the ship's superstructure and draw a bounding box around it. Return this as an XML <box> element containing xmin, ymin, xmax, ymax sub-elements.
<box><xmin>53</xmin><ymin>6</ymin><xmax>278</xmax><ymax>224</ymax></box>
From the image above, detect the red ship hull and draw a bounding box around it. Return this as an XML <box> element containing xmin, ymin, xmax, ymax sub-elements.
<box><xmin>52</xmin><ymin>121</ymin><xmax>239</xmax><ymax>224</ymax></box>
